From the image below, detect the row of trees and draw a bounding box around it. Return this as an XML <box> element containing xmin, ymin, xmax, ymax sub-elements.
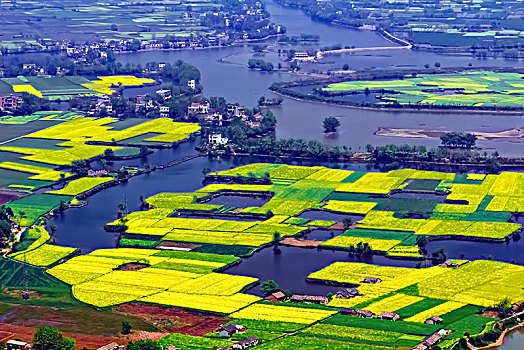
<box><xmin>247</xmin><ymin>58</ymin><xmax>274</xmax><ymax>71</ymax></box>
<box><xmin>440</xmin><ymin>132</ymin><xmax>478</xmax><ymax>149</ymax></box>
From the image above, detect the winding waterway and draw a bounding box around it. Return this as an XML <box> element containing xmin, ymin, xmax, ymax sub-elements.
<box><xmin>8</xmin><ymin>1</ymin><xmax>524</xmax><ymax>346</ymax></box>
<box><xmin>116</xmin><ymin>2</ymin><xmax>524</xmax><ymax>156</ymax></box>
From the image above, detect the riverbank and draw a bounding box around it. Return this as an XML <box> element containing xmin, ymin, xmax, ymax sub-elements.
<box><xmin>269</xmin><ymin>88</ymin><xmax>524</xmax><ymax>116</ymax></box>
<box><xmin>269</xmin><ymin>67</ymin><xmax>524</xmax><ymax>115</ymax></box>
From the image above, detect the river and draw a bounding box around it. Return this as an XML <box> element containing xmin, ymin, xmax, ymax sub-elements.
<box><xmin>115</xmin><ymin>2</ymin><xmax>524</xmax><ymax>157</ymax></box>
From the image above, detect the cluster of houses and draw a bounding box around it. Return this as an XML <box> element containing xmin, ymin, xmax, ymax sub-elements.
<box><xmin>0</xmin><ymin>94</ymin><xmax>21</xmax><ymax>110</ymax></box>
<box><xmin>1</xmin><ymin>3</ymin><xmax>284</xmax><ymax>55</ymax></box>
<box><xmin>188</xmin><ymin>100</ymin><xmax>265</xmax><ymax>130</ymax></box>
<box><xmin>216</xmin><ymin>323</ymin><xmax>259</xmax><ymax>350</ymax></box>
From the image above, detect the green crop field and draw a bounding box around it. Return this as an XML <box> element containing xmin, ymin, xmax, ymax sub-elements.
<box><xmin>323</xmin><ymin>71</ymin><xmax>524</xmax><ymax>108</ymax></box>
<box><xmin>3</xmin><ymin>162</ymin><xmax>524</xmax><ymax>349</ymax></box>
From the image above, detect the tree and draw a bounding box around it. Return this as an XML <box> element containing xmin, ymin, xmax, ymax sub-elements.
<box><xmin>61</xmin><ymin>338</ymin><xmax>75</xmax><ymax>350</ymax></box>
<box><xmin>104</xmin><ymin>148</ymin><xmax>115</xmax><ymax>158</ymax></box>
<box><xmin>0</xmin><ymin>220</ymin><xmax>11</xmax><ymax>240</ymax></box>
<box><xmin>494</xmin><ymin>296</ymin><xmax>512</xmax><ymax>310</ymax></box>
<box><xmin>126</xmin><ymin>339</ymin><xmax>162</xmax><ymax>350</ymax></box>
<box><xmin>424</xmin><ymin>63</ymin><xmax>430</xmax><ymax>69</ymax></box>
<box><xmin>111</xmin><ymin>24</ymin><xmax>118</xmax><ymax>31</ymax></box>
<box><xmin>342</xmin><ymin>63</ymin><xmax>349</xmax><ymax>70</ymax></box>
<box><xmin>33</xmin><ymin>326</ymin><xmax>74</xmax><ymax>350</ymax></box>
<box><xmin>322</xmin><ymin>116</ymin><xmax>341</xmax><ymax>133</ymax></box>
<box><xmin>434</xmin><ymin>62</ymin><xmax>441</xmax><ymax>68</ymax></box>
<box><xmin>416</xmin><ymin>235</ymin><xmax>428</xmax><ymax>247</ymax></box>
<box><xmin>343</xmin><ymin>217</ymin><xmax>352</xmax><ymax>229</ymax></box>
<box><xmin>260</xmin><ymin>280</ymin><xmax>279</xmax><ymax>296</ymax></box>
<box><xmin>202</xmin><ymin>168</ymin><xmax>211</xmax><ymax>176</ymax></box>
<box><xmin>440</xmin><ymin>132</ymin><xmax>477</xmax><ymax>149</ymax></box>
<box><xmin>71</xmin><ymin>160</ymin><xmax>90</xmax><ymax>176</ymax></box>
<box><xmin>139</xmin><ymin>145</ymin><xmax>149</xmax><ymax>156</ymax></box>
<box><xmin>121</xmin><ymin>321</ymin><xmax>132</xmax><ymax>335</ymax></box>
<box><xmin>485</xmin><ymin>158</ymin><xmax>501</xmax><ymax>174</ymax></box>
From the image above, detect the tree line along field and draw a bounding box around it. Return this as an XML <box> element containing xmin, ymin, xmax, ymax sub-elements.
<box><xmin>0</xmin><ymin>75</ymin><xmax>155</xmax><ymax>100</ymax></box>
<box><xmin>322</xmin><ymin>71</ymin><xmax>524</xmax><ymax>108</ymax></box>
<box><xmin>5</xmin><ymin>163</ymin><xmax>522</xmax><ymax>348</ymax></box>
<box><xmin>0</xmin><ymin>0</ymin><xmax>218</xmax><ymax>45</ymax></box>
<box><xmin>0</xmin><ymin>116</ymin><xmax>200</xmax><ymax>224</ymax></box>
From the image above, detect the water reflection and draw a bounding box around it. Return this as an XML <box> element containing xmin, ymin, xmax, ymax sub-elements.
<box><xmin>225</xmin><ymin>245</ymin><xmax>421</xmax><ymax>296</ymax></box>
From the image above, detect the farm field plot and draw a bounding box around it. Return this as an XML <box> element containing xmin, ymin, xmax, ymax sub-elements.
<box><xmin>47</xmin><ymin>248</ymin><xmax>260</xmax><ymax>310</ymax></box>
<box><xmin>0</xmin><ymin>111</ymin><xmax>81</xmax><ymax>125</ymax></box>
<box><xmin>109</xmin><ymin>164</ymin><xmax>524</xmax><ymax>257</ymax></box>
<box><xmin>0</xmin><ymin>75</ymin><xmax>155</xmax><ymax>100</ymax></box>
<box><xmin>8</xmin><ymin>226</ymin><xmax>77</xmax><ymax>267</ymax></box>
<box><xmin>309</xmin><ymin>260</ymin><xmax>524</xmax><ymax>308</ymax></box>
<box><xmin>6</xmin><ymin>162</ymin><xmax>524</xmax><ymax>349</ymax></box>
<box><xmin>0</xmin><ymin>116</ymin><xmax>199</xmax><ymax>193</ymax></box>
<box><xmin>47</xmin><ymin>177</ymin><xmax>114</xmax><ymax>196</ymax></box>
<box><xmin>322</xmin><ymin>71</ymin><xmax>524</xmax><ymax>108</ymax></box>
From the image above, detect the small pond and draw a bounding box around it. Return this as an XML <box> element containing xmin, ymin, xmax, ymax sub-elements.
<box><xmin>425</xmin><ymin>236</ymin><xmax>524</xmax><ymax>265</ymax></box>
<box><xmin>170</xmin><ymin>213</ymin><xmax>263</xmax><ymax>222</ymax></box>
<box><xmin>225</xmin><ymin>245</ymin><xmax>421</xmax><ymax>297</ymax></box>
<box><xmin>298</xmin><ymin>209</ymin><xmax>365</xmax><ymax>222</ymax></box>
<box><xmin>302</xmin><ymin>229</ymin><xmax>345</xmax><ymax>241</ymax></box>
<box><xmin>204</xmin><ymin>194</ymin><xmax>271</xmax><ymax>208</ymax></box>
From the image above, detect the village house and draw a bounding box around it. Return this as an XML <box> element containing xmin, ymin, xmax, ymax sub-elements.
<box><xmin>363</xmin><ymin>277</ymin><xmax>382</xmax><ymax>284</ymax></box>
<box><xmin>187</xmin><ymin>101</ymin><xmax>210</xmax><ymax>115</ymax></box>
<box><xmin>356</xmin><ymin>309</ymin><xmax>375</xmax><ymax>318</ymax></box>
<box><xmin>335</xmin><ymin>287</ymin><xmax>360</xmax><ymax>299</ymax></box>
<box><xmin>203</xmin><ymin>112</ymin><xmax>227</xmax><ymax>126</ymax></box>
<box><xmin>413</xmin><ymin>332</ymin><xmax>443</xmax><ymax>350</ymax></box>
<box><xmin>209</xmin><ymin>133</ymin><xmax>229</xmax><ymax>146</ymax></box>
<box><xmin>264</xmin><ymin>291</ymin><xmax>287</xmax><ymax>302</ymax></box>
<box><xmin>134</xmin><ymin>95</ymin><xmax>154</xmax><ymax>111</ymax></box>
<box><xmin>87</xmin><ymin>169</ymin><xmax>108</xmax><ymax>177</ymax></box>
<box><xmin>187</xmin><ymin>79</ymin><xmax>196</xmax><ymax>90</ymax></box>
<box><xmin>290</xmin><ymin>294</ymin><xmax>329</xmax><ymax>305</ymax></box>
<box><xmin>22</xmin><ymin>63</ymin><xmax>37</xmax><ymax>70</ymax></box>
<box><xmin>440</xmin><ymin>261</ymin><xmax>459</xmax><ymax>268</ymax></box>
<box><xmin>424</xmin><ymin>316</ymin><xmax>443</xmax><ymax>325</ymax></box>
<box><xmin>159</xmin><ymin>106</ymin><xmax>170</xmax><ymax>117</ymax></box>
<box><xmin>156</xmin><ymin>89</ymin><xmax>172</xmax><ymax>100</ymax></box>
<box><xmin>512</xmin><ymin>300</ymin><xmax>524</xmax><ymax>313</ymax></box>
<box><xmin>96</xmin><ymin>95</ymin><xmax>113</xmax><ymax>114</ymax></box>
<box><xmin>95</xmin><ymin>343</ymin><xmax>124</xmax><ymax>350</ymax></box>
<box><xmin>232</xmin><ymin>336</ymin><xmax>259</xmax><ymax>349</ymax></box>
<box><xmin>217</xmin><ymin>323</ymin><xmax>246</xmax><ymax>337</ymax></box>
<box><xmin>244</xmin><ymin>120</ymin><xmax>261</xmax><ymax>129</ymax></box>
<box><xmin>340</xmin><ymin>308</ymin><xmax>357</xmax><ymax>316</ymax></box>
<box><xmin>6</xmin><ymin>340</ymin><xmax>32</xmax><ymax>350</ymax></box>
<box><xmin>379</xmin><ymin>311</ymin><xmax>400</xmax><ymax>321</ymax></box>
<box><xmin>0</xmin><ymin>95</ymin><xmax>21</xmax><ymax>110</ymax></box>
<box><xmin>227</xmin><ymin>105</ymin><xmax>246</xmax><ymax>117</ymax></box>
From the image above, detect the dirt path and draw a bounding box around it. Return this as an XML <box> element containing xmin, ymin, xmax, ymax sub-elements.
<box><xmin>0</xmin><ymin>135</ymin><xmax>25</xmax><ymax>146</ymax></box>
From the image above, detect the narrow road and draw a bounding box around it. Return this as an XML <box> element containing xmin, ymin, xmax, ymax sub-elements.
<box><xmin>0</xmin><ymin>135</ymin><xmax>25</xmax><ymax>145</ymax></box>
<box><xmin>316</xmin><ymin>30</ymin><xmax>412</xmax><ymax>59</ymax></box>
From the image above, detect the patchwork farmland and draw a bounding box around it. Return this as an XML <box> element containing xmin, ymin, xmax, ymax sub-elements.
<box><xmin>0</xmin><ymin>75</ymin><xmax>156</xmax><ymax>100</ymax></box>
<box><xmin>4</xmin><ymin>160</ymin><xmax>524</xmax><ymax>349</ymax></box>
<box><xmin>322</xmin><ymin>71</ymin><xmax>524</xmax><ymax>108</ymax></box>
